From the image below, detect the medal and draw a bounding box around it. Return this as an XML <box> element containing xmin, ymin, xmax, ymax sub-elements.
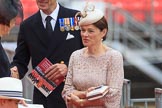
<box><xmin>64</xmin><ymin>18</ymin><xmax>70</xmax><ymax>31</ymax></box>
<box><xmin>74</xmin><ymin>25</ymin><xmax>80</xmax><ymax>31</ymax></box>
<box><xmin>59</xmin><ymin>18</ymin><xmax>65</xmax><ymax>32</ymax></box>
<box><xmin>74</xmin><ymin>17</ymin><xmax>80</xmax><ymax>30</ymax></box>
<box><xmin>70</xmin><ymin>17</ymin><xmax>74</xmax><ymax>31</ymax></box>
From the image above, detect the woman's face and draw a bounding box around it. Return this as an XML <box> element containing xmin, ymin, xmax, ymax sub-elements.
<box><xmin>0</xmin><ymin>18</ymin><xmax>16</xmax><ymax>37</ymax></box>
<box><xmin>36</xmin><ymin>0</ymin><xmax>56</xmax><ymax>15</ymax></box>
<box><xmin>80</xmin><ymin>24</ymin><xmax>106</xmax><ymax>47</ymax></box>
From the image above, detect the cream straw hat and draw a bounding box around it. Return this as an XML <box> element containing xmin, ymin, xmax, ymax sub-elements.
<box><xmin>0</xmin><ymin>77</ymin><xmax>31</xmax><ymax>101</ymax></box>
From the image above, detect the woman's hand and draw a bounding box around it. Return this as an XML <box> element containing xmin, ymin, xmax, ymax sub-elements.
<box><xmin>70</xmin><ymin>93</ymin><xmax>84</xmax><ymax>107</ymax></box>
<box><xmin>72</xmin><ymin>90</ymin><xmax>87</xmax><ymax>99</ymax></box>
<box><xmin>66</xmin><ymin>93</ymin><xmax>86</xmax><ymax>107</ymax></box>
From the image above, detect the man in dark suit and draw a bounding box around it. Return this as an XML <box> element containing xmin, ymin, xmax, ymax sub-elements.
<box><xmin>10</xmin><ymin>0</ymin><xmax>83</xmax><ymax>108</ymax></box>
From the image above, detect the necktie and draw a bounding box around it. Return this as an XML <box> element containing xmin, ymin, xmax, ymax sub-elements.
<box><xmin>45</xmin><ymin>16</ymin><xmax>53</xmax><ymax>37</ymax></box>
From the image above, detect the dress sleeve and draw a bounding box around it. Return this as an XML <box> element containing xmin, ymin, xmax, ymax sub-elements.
<box><xmin>104</xmin><ymin>51</ymin><xmax>124</xmax><ymax>107</ymax></box>
<box><xmin>62</xmin><ymin>52</ymin><xmax>76</xmax><ymax>101</ymax></box>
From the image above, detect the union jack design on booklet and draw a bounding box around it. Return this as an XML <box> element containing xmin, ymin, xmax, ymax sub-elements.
<box><xmin>26</xmin><ymin>58</ymin><xmax>64</xmax><ymax>97</ymax></box>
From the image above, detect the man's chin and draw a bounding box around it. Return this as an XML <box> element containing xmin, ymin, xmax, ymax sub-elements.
<box><xmin>38</xmin><ymin>3</ymin><xmax>48</xmax><ymax>9</ymax></box>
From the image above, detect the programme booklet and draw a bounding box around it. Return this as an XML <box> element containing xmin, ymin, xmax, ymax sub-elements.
<box><xmin>86</xmin><ymin>85</ymin><xmax>109</xmax><ymax>100</ymax></box>
<box><xmin>26</xmin><ymin>58</ymin><xmax>64</xmax><ymax>97</ymax></box>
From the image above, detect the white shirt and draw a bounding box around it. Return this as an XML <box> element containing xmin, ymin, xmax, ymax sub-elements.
<box><xmin>40</xmin><ymin>2</ymin><xmax>59</xmax><ymax>31</ymax></box>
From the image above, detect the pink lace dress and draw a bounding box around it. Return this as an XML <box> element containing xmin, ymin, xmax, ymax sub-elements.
<box><xmin>62</xmin><ymin>47</ymin><xmax>124</xmax><ymax>108</ymax></box>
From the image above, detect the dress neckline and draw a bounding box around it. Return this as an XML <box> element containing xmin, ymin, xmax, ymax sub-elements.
<box><xmin>82</xmin><ymin>46</ymin><xmax>111</xmax><ymax>58</ymax></box>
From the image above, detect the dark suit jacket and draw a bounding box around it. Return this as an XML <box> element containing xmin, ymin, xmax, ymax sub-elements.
<box><xmin>0</xmin><ymin>41</ymin><xmax>10</xmax><ymax>78</ymax></box>
<box><xmin>11</xmin><ymin>5</ymin><xmax>83</xmax><ymax>108</ymax></box>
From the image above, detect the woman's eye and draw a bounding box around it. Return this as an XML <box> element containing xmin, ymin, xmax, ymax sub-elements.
<box><xmin>81</xmin><ymin>30</ymin><xmax>85</xmax><ymax>32</ymax></box>
<box><xmin>88</xmin><ymin>30</ymin><xmax>94</xmax><ymax>33</ymax></box>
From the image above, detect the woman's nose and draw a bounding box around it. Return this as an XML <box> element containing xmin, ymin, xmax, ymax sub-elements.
<box><xmin>83</xmin><ymin>31</ymin><xmax>89</xmax><ymax>37</ymax></box>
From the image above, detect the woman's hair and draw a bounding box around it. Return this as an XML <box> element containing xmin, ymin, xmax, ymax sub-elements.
<box><xmin>0</xmin><ymin>0</ymin><xmax>23</xmax><ymax>26</ymax></box>
<box><xmin>93</xmin><ymin>16</ymin><xmax>108</xmax><ymax>41</ymax></box>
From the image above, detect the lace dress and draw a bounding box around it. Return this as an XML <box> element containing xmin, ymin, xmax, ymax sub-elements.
<box><xmin>62</xmin><ymin>47</ymin><xmax>124</xmax><ymax>108</ymax></box>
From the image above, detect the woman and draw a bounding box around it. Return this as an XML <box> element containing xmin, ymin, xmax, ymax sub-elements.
<box><xmin>0</xmin><ymin>0</ymin><xmax>23</xmax><ymax>78</ymax></box>
<box><xmin>62</xmin><ymin>3</ymin><xmax>124</xmax><ymax>108</ymax></box>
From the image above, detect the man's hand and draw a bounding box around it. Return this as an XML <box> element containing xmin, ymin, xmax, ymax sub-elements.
<box><xmin>10</xmin><ymin>66</ymin><xmax>19</xmax><ymax>79</ymax></box>
<box><xmin>45</xmin><ymin>63</ymin><xmax>67</xmax><ymax>82</ymax></box>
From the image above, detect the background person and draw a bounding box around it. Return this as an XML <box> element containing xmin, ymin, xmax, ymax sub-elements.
<box><xmin>10</xmin><ymin>0</ymin><xmax>83</xmax><ymax>108</ymax></box>
<box><xmin>0</xmin><ymin>0</ymin><xmax>23</xmax><ymax>78</ymax></box>
<box><xmin>62</xmin><ymin>3</ymin><xmax>124</xmax><ymax>108</ymax></box>
<box><xmin>0</xmin><ymin>77</ymin><xmax>30</xmax><ymax>108</ymax></box>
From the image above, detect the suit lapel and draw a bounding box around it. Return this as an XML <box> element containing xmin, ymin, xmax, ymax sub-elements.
<box><xmin>46</xmin><ymin>6</ymin><xmax>68</xmax><ymax>57</ymax></box>
<box><xmin>31</xmin><ymin>12</ymin><xmax>49</xmax><ymax>48</ymax></box>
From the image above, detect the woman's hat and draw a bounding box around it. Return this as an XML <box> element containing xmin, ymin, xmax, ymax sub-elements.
<box><xmin>0</xmin><ymin>0</ymin><xmax>23</xmax><ymax>26</ymax></box>
<box><xmin>75</xmin><ymin>2</ymin><xmax>104</xmax><ymax>26</ymax></box>
<box><xmin>0</xmin><ymin>77</ymin><xmax>31</xmax><ymax>101</ymax></box>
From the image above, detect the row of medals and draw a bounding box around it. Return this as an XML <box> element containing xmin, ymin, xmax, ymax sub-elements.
<box><xmin>59</xmin><ymin>17</ymin><xmax>80</xmax><ymax>32</ymax></box>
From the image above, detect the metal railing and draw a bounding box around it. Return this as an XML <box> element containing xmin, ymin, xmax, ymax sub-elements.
<box><xmin>130</xmin><ymin>98</ymin><xmax>155</xmax><ymax>108</ymax></box>
<box><xmin>121</xmin><ymin>79</ymin><xmax>131</xmax><ymax>108</ymax></box>
<box><xmin>121</xmin><ymin>78</ymin><xmax>162</xmax><ymax>108</ymax></box>
<box><xmin>155</xmin><ymin>88</ymin><xmax>162</xmax><ymax>108</ymax></box>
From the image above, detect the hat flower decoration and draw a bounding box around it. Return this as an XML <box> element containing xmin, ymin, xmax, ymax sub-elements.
<box><xmin>75</xmin><ymin>2</ymin><xmax>104</xmax><ymax>26</ymax></box>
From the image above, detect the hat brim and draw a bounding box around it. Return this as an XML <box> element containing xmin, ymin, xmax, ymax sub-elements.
<box><xmin>0</xmin><ymin>96</ymin><xmax>31</xmax><ymax>101</ymax></box>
